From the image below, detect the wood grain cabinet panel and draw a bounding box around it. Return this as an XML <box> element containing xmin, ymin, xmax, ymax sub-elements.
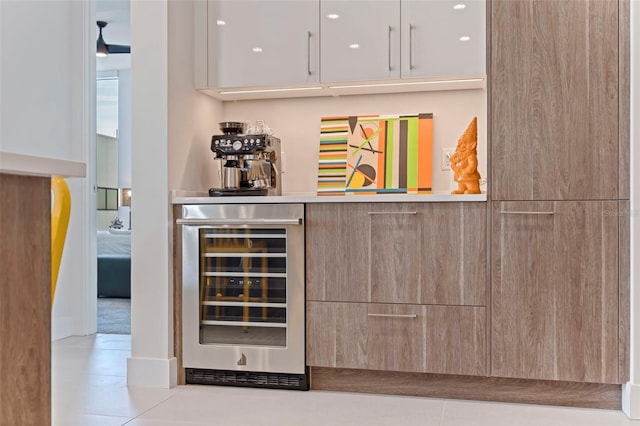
<box><xmin>490</xmin><ymin>0</ymin><xmax>619</xmax><ymax>200</ymax></box>
<box><xmin>491</xmin><ymin>201</ymin><xmax>619</xmax><ymax>383</ymax></box>
<box><xmin>306</xmin><ymin>203</ymin><xmax>370</xmax><ymax>302</ymax></box>
<box><xmin>0</xmin><ymin>174</ymin><xmax>51</xmax><ymax>426</ymax></box>
<box><xmin>306</xmin><ymin>202</ymin><xmax>486</xmax><ymax>306</ymax></box>
<box><xmin>307</xmin><ymin>302</ymin><xmax>486</xmax><ymax>376</ymax></box>
<box><xmin>417</xmin><ymin>202</ymin><xmax>486</xmax><ymax>306</ymax></box>
<box><xmin>369</xmin><ymin>204</ymin><xmax>423</xmax><ymax>304</ymax></box>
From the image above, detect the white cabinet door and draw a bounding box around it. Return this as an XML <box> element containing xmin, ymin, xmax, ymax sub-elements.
<box><xmin>401</xmin><ymin>0</ymin><xmax>486</xmax><ymax>78</ymax></box>
<box><xmin>320</xmin><ymin>0</ymin><xmax>400</xmax><ymax>82</ymax></box>
<box><xmin>208</xmin><ymin>0</ymin><xmax>320</xmax><ymax>88</ymax></box>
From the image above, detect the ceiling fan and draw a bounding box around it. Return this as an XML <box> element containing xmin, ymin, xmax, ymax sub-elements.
<box><xmin>96</xmin><ymin>21</ymin><xmax>130</xmax><ymax>57</ymax></box>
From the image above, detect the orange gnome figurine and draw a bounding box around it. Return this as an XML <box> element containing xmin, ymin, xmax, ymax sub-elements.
<box><xmin>450</xmin><ymin>117</ymin><xmax>481</xmax><ymax>194</ymax></box>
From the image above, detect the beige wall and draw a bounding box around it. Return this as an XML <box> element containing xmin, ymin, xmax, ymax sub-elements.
<box><xmin>221</xmin><ymin>89</ymin><xmax>487</xmax><ymax>195</ymax></box>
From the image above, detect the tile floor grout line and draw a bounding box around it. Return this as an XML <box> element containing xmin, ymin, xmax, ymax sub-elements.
<box><xmin>123</xmin><ymin>388</ymin><xmax>188</xmax><ymax>423</ymax></box>
<box><xmin>439</xmin><ymin>399</ymin><xmax>447</xmax><ymax>426</ymax></box>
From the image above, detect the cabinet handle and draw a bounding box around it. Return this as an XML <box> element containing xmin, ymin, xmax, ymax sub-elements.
<box><xmin>307</xmin><ymin>31</ymin><xmax>312</xmax><ymax>76</ymax></box>
<box><xmin>409</xmin><ymin>24</ymin><xmax>415</xmax><ymax>70</ymax></box>
<box><xmin>388</xmin><ymin>25</ymin><xmax>392</xmax><ymax>71</ymax></box>
<box><xmin>499</xmin><ymin>211</ymin><xmax>555</xmax><ymax>216</ymax></box>
<box><xmin>367</xmin><ymin>211</ymin><xmax>417</xmax><ymax>215</ymax></box>
<box><xmin>367</xmin><ymin>313</ymin><xmax>418</xmax><ymax>318</ymax></box>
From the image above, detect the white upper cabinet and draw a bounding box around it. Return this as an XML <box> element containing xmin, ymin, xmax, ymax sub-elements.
<box><xmin>207</xmin><ymin>0</ymin><xmax>320</xmax><ymax>88</ymax></box>
<box><xmin>400</xmin><ymin>0</ymin><xmax>486</xmax><ymax>79</ymax></box>
<box><xmin>319</xmin><ymin>0</ymin><xmax>485</xmax><ymax>84</ymax></box>
<box><xmin>197</xmin><ymin>0</ymin><xmax>486</xmax><ymax>97</ymax></box>
<box><xmin>320</xmin><ymin>1</ymin><xmax>401</xmax><ymax>82</ymax></box>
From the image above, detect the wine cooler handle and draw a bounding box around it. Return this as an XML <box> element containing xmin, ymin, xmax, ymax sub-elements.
<box><xmin>177</xmin><ymin>218</ymin><xmax>302</xmax><ymax>226</ymax></box>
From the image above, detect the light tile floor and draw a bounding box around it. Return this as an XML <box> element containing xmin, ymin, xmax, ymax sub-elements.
<box><xmin>53</xmin><ymin>334</ymin><xmax>637</xmax><ymax>426</ymax></box>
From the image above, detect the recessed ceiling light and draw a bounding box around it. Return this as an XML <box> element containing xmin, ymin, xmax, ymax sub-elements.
<box><xmin>459</xmin><ymin>36</ymin><xmax>471</xmax><ymax>42</ymax></box>
<box><xmin>216</xmin><ymin>20</ymin><xmax>226</xmax><ymax>25</ymax></box>
<box><xmin>349</xmin><ymin>43</ymin><xmax>360</xmax><ymax>49</ymax></box>
<box><xmin>453</xmin><ymin>4</ymin><xmax>466</xmax><ymax>10</ymax></box>
<box><xmin>327</xmin><ymin>13</ymin><xmax>340</xmax><ymax>19</ymax></box>
<box><xmin>252</xmin><ymin>47</ymin><xmax>263</xmax><ymax>53</ymax></box>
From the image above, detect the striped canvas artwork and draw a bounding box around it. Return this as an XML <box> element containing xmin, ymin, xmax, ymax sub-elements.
<box><xmin>317</xmin><ymin>114</ymin><xmax>433</xmax><ymax>196</ymax></box>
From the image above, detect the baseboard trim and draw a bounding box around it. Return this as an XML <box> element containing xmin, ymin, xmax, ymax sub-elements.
<box><xmin>51</xmin><ymin>316</ymin><xmax>73</xmax><ymax>341</ymax></box>
<box><xmin>310</xmin><ymin>367</ymin><xmax>622</xmax><ymax>410</ymax></box>
<box><xmin>127</xmin><ymin>356</ymin><xmax>178</xmax><ymax>388</ymax></box>
<box><xmin>622</xmin><ymin>383</ymin><xmax>640</xmax><ymax>418</ymax></box>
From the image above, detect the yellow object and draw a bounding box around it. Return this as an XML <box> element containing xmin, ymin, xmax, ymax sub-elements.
<box><xmin>450</xmin><ymin>117</ymin><xmax>481</xmax><ymax>194</ymax></box>
<box><xmin>51</xmin><ymin>177</ymin><xmax>71</xmax><ymax>306</ymax></box>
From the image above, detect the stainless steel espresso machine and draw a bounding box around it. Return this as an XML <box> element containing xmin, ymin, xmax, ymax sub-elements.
<box><xmin>209</xmin><ymin>122</ymin><xmax>282</xmax><ymax>197</ymax></box>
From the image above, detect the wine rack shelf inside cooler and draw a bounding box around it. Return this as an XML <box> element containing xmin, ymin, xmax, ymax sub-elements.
<box><xmin>199</xmin><ymin>227</ymin><xmax>289</xmax><ymax>347</ymax></box>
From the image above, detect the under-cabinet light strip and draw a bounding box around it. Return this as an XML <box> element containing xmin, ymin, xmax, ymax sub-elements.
<box><xmin>218</xmin><ymin>77</ymin><xmax>484</xmax><ymax>95</ymax></box>
<box><xmin>328</xmin><ymin>77</ymin><xmax>484</xmax><ymax>89</ymax></box>
<box><xmin>219</xmin><ymin>86</ymin><xmax>323</xmax><ymax>95</ymax></box>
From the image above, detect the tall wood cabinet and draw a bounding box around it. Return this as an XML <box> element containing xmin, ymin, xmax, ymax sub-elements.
<box><xmin>489</xmin><ymin>0</ymin><xmax>628</xmax><ymax>384</ymax></box>
<box><xmin>306</xmin><ymin>202</ymin><xmax>487</xmax><ymax>376</ymax></box>
<box><xmin>490</xmin><ymin>0</ymin><xmax>619</xmax><ymax>201</ymax></box>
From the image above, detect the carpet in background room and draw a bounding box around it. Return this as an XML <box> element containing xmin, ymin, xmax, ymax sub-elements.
<box><xmin>97</xmin><ymin>298</ymin><xmax>131</xmax><ymax>334</ymax></box>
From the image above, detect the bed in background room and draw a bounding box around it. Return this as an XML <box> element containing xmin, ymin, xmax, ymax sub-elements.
<box><xmin>97</xmin><ymin>230</ymin><xmax>131</xmax><ymax>298</ymax></box>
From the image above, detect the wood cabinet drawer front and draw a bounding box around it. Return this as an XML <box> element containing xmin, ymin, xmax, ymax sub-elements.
<box><xmin>307</xmin><ymin>302</ymin><xmax>486</xmax><ymax>376</ymax></box>
<box><xmin>306</xmin><ymin>203</ymin><xmax>487</xmax><ymax>306</ymax></box>
<box><xmin>369</xmin><ymin>204</ymin><xmax>423</xmax><ymax>304</ymax></box>
<box><xmin>414</xmin><ymin>202</ymin><xmax>486</xmax><ymax>306</ymax></box>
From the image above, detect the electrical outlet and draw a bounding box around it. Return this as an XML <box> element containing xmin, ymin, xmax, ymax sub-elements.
<box><xmin>441</xmin><ymin>148</ymin><xmax>455</xmax><ymax>171</ymax></box>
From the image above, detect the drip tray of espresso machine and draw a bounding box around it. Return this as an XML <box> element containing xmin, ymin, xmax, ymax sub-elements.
<box><xmin>209</xmin><ymin>188</ymin><xmax>269</xmax><ymax>197</ymax></box>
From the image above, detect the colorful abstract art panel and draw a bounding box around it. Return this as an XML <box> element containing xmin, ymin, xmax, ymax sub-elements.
<box><xmin>317</xmin><ymin>114</ymin><xmax>433</xmax><ymax>196</ymax></box>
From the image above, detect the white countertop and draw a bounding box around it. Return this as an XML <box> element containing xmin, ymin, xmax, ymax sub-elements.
<box><xmin>0</xmin><ymin>152</ymin><xmax>86</xmax><ymax>177</ymax></box>
<box><xmin>171</xmin><ymin>190</ymin><xmax>487</xmax><ymax>204</ymax></box>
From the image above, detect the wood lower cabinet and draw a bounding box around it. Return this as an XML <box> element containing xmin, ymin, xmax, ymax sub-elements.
<box><xmin>306</xmin><ymin>202</ymin><xmax>486</xmax><ymax>306</ymax></box>
<box><xmin>0</xmin><ymin>174</ymin><xmax>51</xmax><ymax>426</ymax></box>
<box><xmin>307</xmin><ymin>302</ymin><xmax>486</xmax><ymax>376</ymax></box>
<box><xmin>491</xmin><ymin>201</ymin><xmax>620</xmax><ymax>383</ymax></box>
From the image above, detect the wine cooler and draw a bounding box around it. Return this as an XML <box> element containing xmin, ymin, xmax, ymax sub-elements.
<box><xmin>178</xmin><ymin>203</ymin><xmax>308</xmax><ymax>390</ymax></box>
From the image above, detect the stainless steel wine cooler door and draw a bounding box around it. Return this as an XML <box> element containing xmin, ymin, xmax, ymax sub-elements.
<box><xmin>179</xmin><ymin>204</ymin><xmax>305</xmax><ymax>374</ymax></box>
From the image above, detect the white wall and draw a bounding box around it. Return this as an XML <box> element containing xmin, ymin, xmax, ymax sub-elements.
<box><xmin>168</xmin><ymin>0</ymin><xmax>222</xmax><ymax>192</ymax></box>
<box><xmin>221</xmin><ymin>89</ymin><xmax>486</xmax><ymax>195</ymax></box>
<box><xmin>1</xmin><ymin>0</ymin><xmax>74</xmax><ymax>160</ymax></box>
<box><xmin>0</xmin><ymin>0</ymin><xmax>95</xmax><ymax>340</ymax></box>
<box><xmin>128</xmin><ymin>0</ymin><xmax>222</xmax><ymax>388</ymax></box>
<box><xmin>118</xmin><ymin>69</ymin><xmax>132</xmax><ymax>188</ymax></box>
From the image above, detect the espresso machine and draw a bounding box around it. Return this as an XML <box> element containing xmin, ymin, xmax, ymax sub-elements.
<box><xmin>209</xmin><ymin>122</ymin><xmax>282</xmax><ymax>197</ymax></box>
